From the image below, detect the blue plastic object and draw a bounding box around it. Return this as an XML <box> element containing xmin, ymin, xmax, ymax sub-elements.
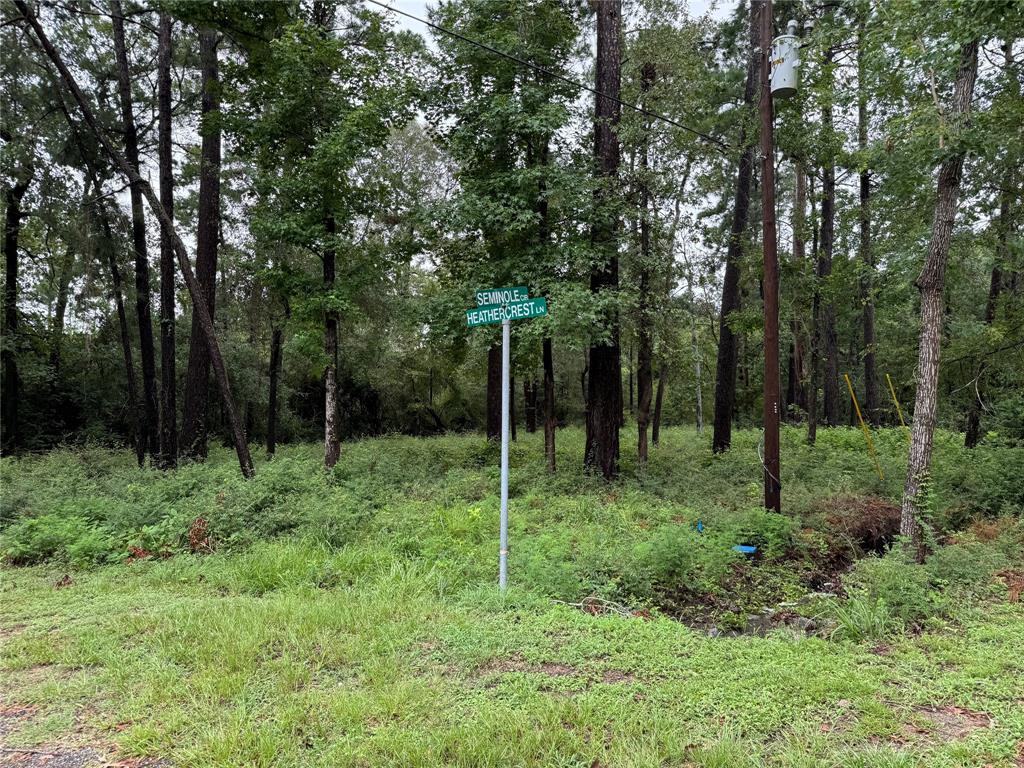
<box><xmin>696</xmin><ymin>519</ymin><xmax>704</xmax><ymax>533</ymax></box>
<box><xmin>732</xmin><ymin>545</ymin><xmax>758</xmax><ymax>554</ymax></box>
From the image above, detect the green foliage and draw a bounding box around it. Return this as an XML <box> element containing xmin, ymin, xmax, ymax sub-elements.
<box><xmin>828</xmin><ymin>597</ymin><xmax>894</xmax><ymax>642</ymax></box>
<box><xmin>924</xmin><ymin>537</ymin><xmax>1010</xmax><ymax>594</ymax></box>
<box><xmin>2</xmin><ymin>431</ymin><xmax>1023</xmax><ymax>766</ymax></box>
<box><xmin>843</xmin><ymin>551</ymin><xmax>944</xmax><ymax>630</ymax></box>
<box><xmin>0</xmin><ymin>513</ymin><xmax>117</xmax><ymax>566</ymax></box>
<box><xmin>4</xmin><ymin>428</ymin><xmax>1017</xmax><ymax>649</ymax></box>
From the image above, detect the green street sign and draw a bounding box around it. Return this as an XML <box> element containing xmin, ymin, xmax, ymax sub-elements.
<box><xmin>474</xmin><ymin>286</ymin><xmax>528</xmax><ymax>307</ymax></box>
<box><xmin>466</xmin><ymin>297</ymin><xmax>548</xmax><ymax>327</ymax></box>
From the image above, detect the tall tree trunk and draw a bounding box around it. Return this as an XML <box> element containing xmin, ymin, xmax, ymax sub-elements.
<box><xmin>692</xmin><ymin>313</ymin><xmax>704</xmax><ymax>433</ymax></box>
<box><xmin>542</xmin><ymin>337</ymin><xmax>556</xmax><ymax>471</ymax></box>
<box><xmin>901</xmin><ymin>40</ymin><xmax>979</xmax><ymax>562</ymax></box>
<box><xmin>636</xmin><ymin>62</ymin><xmax>655</xmax><ymax>464</ymax></box>
<box><xmin>2</xmin><ymin>164</ymin><xmax>32</xmax><ymax>454</ymax></box>
<box><xmin>966</xmin><ymin>41</ymin><xmax>1016</xmax><ymax>449</ymax></box>
<box><xmin>651</xmin><ymin>363</ymin><xmax>667</xmax><ymax>445</ymax></box>
<box><xmin>157</xmin><ymin>13</ymin><xmax>177</xmax><ymax>469</ymax></box>
<box><xmin>323</xmin><ymin>215</ymin><xmax>341</xmax><ymax>469</ymax></box>
<box><xmin>964</xmin><ymin>176</ymin><xmax>1011</xmax><ymax>448</ymax></box>
<box><xmin>49</xmin><ymin>246</ymin><xmax>75</xmax><ymax>375</ymax></box>
<box><xmin>584</xmin><ymin>0</ymin><xmax>622</xmax><ymax>479</ymax></box>
<box><xmin>627</xmin><ymin>340</ymin><xmax>634</xmax><ymax>414</ymax></box>
<box><xmin>787</xmin><ymin>162</ymin><xmax>807</xmax><ymax>418</ymax></box>
<box><xmin>807</xmin><ymin>172</ymin><xmax>821</xmax><ymax>444</ymax></box>
<box><xmin>858</xmin><ymin>13</ymin><xmax>878</xmax><ymax>426</ymax></box>
<box><xmin>94</xmin><ymin>180</ymin><xmax>144</xmax><ymax>464</ymax></box>
<box><xmin>112</xmin><ymin>0</ymin><xmax>158</xmax><ymax>460</ymax></box>
<box><xmin>17</xmin><ymin>0</ymin><xmax>254</xmax><ymax>477</ymax></box>
<box><xmin>819</xmin><ymin>28</ymin><xmax>840</xmax><ymax>427</ymax></box>
<box><xmin>486</xmin><ymin>343</ymin><xmax>501</xmax><ymax>440</ymax></box>
<box><xmin>534</xmin><ymin>137</ymin><xmax>556</xmax><ymax>470</ymax></box>
<box><xmin>524</xmin><ymin>379</ymin><xmax>537</xmax><ymax>433</ymax></box>
<box><xmin>180</xmin><ymin>28</ymin><xmax>220</xmax><ymax>460</ymax></box>
<box><xmin>712</xmin><ymin>0</ymin><xmax>759</xmax><ymax>453</ymax></box>
<box><xmin>267</xmin><ymin>326</ymin><xmax>283</xmax><ymax>457</ymax></box>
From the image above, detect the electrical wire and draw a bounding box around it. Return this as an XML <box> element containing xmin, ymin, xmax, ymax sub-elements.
<box><xmin>363</xmin><ymin>0</ymin><xmax>732</xmax><ymax>153</ymax></box>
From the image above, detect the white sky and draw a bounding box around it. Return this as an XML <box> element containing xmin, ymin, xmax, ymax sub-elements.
<box><xmin>379</xmin><ymin>0</ymin><xmax>734</xmax><ymax>38</ymax></box>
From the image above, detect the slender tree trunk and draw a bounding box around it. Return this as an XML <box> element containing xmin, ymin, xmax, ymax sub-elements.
<box><xmin>157</xmin><ymin>13</ymin><xmax>177</xmax><ymax>469</ymax></box>
<box><xmin>17</xmin><ymin>0</ymin><xmax>254</xmax><ymax>477</ymax></box>
<box><xmin>636</xmin><ymin>62</ymin><xmax>655</xmax><ymax>464</ymax></box>
<box><xmin>652</xmin><ymin>363</ymin><xmax>667</xmax><ymax>445</ymax></box>
<box><xmin>180</xmin><ymin>28</ymin><xmax>220</xmax><ymax>460</ymax></box>
<box><xmin>712</xmin><ymin>0</ymin><xmax>759</xmax><ymax>453</ymax></box>
<box><xmin>965</xmin><ymin>173</ymin><xmax>1010</xmax><ymax>447</ymax></box>
<box><xmin>787</xmin><ymin>162</ymin><xmax>807</xmax><ymax>418</ymax></box>
<box><xmin>966</xmin><ymin>42</ymin><xmax>1016</xmax><ymax>449</ymax></box>
<box><xmin>627</xmin><ymin>341</ymin><xmax>634</xmax><ymax>414</ymax></box>
<box><xmin>323</xmin><ymin>215</ymin><xmax>341</xmax><ymax>469</ymax></box>
<box><xmin>858</xmin><ymin>14</ymin><xmax>878</xmax><ymax>426</ymax></box>
<box><xmin>807</xmin><ymin>172</ymin><xmax>820</xmax><ymax>445</ymax></box>
<box><xmin>584</xmin><ymin>0</ymin><xmax>622</xmax><ymax>479</ymax></box>
<box><xmin>95</xmin><ymin>181</ymin><xmax>144</xmax><ymax>465</ymax></box>
<box><xmin>267</xmin><ymin>326</ymin><xmax>283</xmax><ymax>456</ymax></box>
<box><xmin>49</xmin><ymin>248</ymin><xmax>74</xmax><ymax>375</ymax></box>
<box><xmin>2</xmin><ymin>165</ymin><xmax>32</xmax><ymax>454</ymax></box>
<box><xmin>524</xmin><ymin>379</ymin><xmax>536</xmax><ymax>432</ymax></box>
<box><xmin>692</xmin><ymin>314</ymin><xmax>704</xmax><ymax>433</ymax></box>
<box><xmin>819</xmin><ymin>28</ymin><xmax>840</xmax><ymax>427</ymax></box>
<box><xmin>486</xmin><ymin>343</ymin><xmax>501</xmax><ymax>440</ymax></box>
<box><xmin>901</xmin><ymin>39</ymin><xmax>979</xmax><ymax>562</ymax></box>
<box><xmin>543</xmin><ymin>337</ymin><xmax>556</xmax><ymax>471</ymax></box>
<box><xmin>112</xmin><ymin>0</ymin><xmax>158</xmax><ymax>460</ymax></box>
<box><xmin>534</xmin><ymin>137</ymin><xmax>556</xmax><ymax>470</ymax></box>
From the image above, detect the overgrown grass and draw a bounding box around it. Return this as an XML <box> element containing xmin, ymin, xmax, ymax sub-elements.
<box><xmin>2</xmin><ymin>428</ymin><xmax>1023</xmax><ymax>766</ymax></box>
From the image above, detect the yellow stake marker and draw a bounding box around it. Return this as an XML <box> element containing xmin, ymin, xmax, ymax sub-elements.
<box><xmin>886</xmin><ymin>373</ymin><xmax>910</xmax><ymax>439</ymax></box>
<box><xmin>845</xmin><ymin>373</ymin><xmax>884</xmax><ymax>481</ymax></box>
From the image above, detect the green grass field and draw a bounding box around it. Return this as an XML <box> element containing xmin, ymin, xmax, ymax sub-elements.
<box><xmin>2</xmin><ymin>428</ymin><xmax>1023</xmax><ymax>767</ymax></box>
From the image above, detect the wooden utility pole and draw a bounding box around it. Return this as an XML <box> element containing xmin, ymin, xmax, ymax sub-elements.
<box><xmin>758</xmin><ymin>0</ymin><xmax>781</xmax><ymax>512</ymax></box>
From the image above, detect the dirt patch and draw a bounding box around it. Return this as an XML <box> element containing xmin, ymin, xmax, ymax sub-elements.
<box><xmin>905</xmin><ymin>706</ymin><xmax>991</xmax><ymax>741</ymax></box>
<box><xmin>600</xmin><ymin>669</ymin><xmax>636</xmax><ymax>684</ymax></box>
<box><xmin>474</xmin><ymin>655</ymin><xmax>581</xmax><ymax>679</ymax></box>
<box><xmin>0</xmin><ymin>700</ymin><xmax>169</xmax><ymax>768</ymax></box>
<box><xmin>536</xmin><ymin>662</ymin><xmax>577</xmax><ymax>677</ymax></box>
<box><xmin>0</xmin><ymin>745</ymin><xmax>103</xmax><ymax>767</ymax></box>
<box><xmin>473</xmin><ymin>654</ymin><xmax>531</xmax><ymax>676</ymax></box>
<box><xmin>0</xmin><ymin>706</ymin><xmax>38</xmax><ymax>740</ymax></box>
<box><xmin>0</xmin><ymin>625</ymin><xmax>27</xmax><ymax>642</ymax></box>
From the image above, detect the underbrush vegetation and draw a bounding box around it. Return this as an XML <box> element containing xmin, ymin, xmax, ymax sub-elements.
<box><xmin>2</xmin><ymin>429</ymin><xmax>1023</xmax><ymax>766</ymax></box>
<box><xmin>2</xmin><ymin>427</ymin><xmax>1021</xmax><ymax>626</ymax></box>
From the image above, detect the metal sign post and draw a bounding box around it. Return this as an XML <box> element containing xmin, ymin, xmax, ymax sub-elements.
<box><xmin>499</xmin><ymin>317</ymin><xmax>510</xmax><ymax>589</ymax></box>
<box><xmin>466</xmin><ymin>287</ymin><xmax>548</xmax><ymax>590</ymax></box>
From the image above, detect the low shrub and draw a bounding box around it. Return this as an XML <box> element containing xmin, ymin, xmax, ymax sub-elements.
<box><xmin>925</xmin><ymin>537</ymin><xmax>1010</xmax><ymax>594</ymax></box>
<box><xmin>843</xmin><ymin>551</ymin><xmax>943</xmax><ymax>629</ymax></box>
<box><xmin>828</xmin><ymin>596</ymin><xmax>894</xmax><ymax>642</ymax></box>
<box><xmin>0</xmin><ymin>513</ymin><xmax>119</xmax><ymax>566</ymax></box>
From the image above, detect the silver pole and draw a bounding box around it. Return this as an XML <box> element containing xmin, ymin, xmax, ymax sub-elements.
<box><xmin>499</xmin><ymin>316</ymin><xmax>510</xmax><ymax>590</ymax></box>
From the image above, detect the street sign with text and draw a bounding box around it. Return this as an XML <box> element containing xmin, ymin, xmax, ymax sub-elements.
<box><xmin>474</xmin><ymin>286</ymin><xmax>528</xmax><ymax>307</ymax></box>
<box><xmin>465</xmin><ymin>297</ymin><xmax>547</xmax><ymax>327</ymax></box>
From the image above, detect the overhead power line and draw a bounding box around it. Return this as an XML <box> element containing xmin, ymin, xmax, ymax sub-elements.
<box><xmin>363</xmin><ymin>0</ymin><xmax>731</xmax><ymax>153</ymax></box>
